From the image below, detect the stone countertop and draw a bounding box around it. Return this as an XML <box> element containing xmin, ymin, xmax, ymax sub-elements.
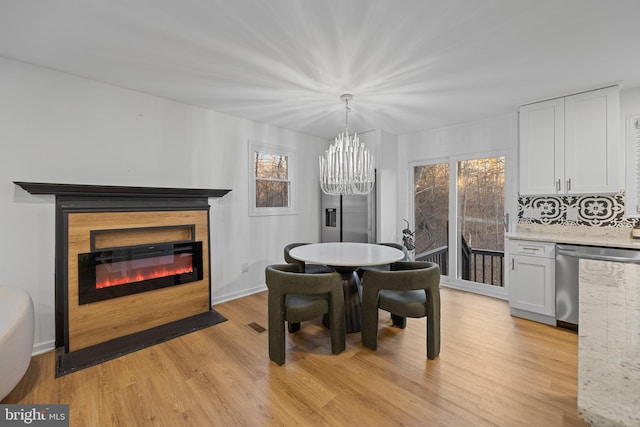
<box><xmin>578</xmin><ymin>259</ymin><xmax>640</xmax><ymax>426</ymax></box>
<box><xmin>507</xmin><ymin>224</ymin><xmax>640</xmax><ymax>249</ymax></box>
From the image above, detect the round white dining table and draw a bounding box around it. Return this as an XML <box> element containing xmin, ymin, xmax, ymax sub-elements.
<box><xmin>288</xmin><ymin>242</ymin><xmax>405</xmax><ymax>268</ymax></box>
<box><xmin>288</xmin><ymin>242</ymin><xmax>405</xmax><ymax>333</ymax></box>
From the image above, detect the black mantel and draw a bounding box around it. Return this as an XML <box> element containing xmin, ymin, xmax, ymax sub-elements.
<box><xmin>14</xmin><ymin>181</ymin><xmax>231</xmax><ymax>199</ymax></box>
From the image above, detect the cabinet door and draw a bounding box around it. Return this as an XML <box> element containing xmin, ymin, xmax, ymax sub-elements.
<box><xmin>564</xmin><ymin>86</ymin><xmax>620</xmax><ymax>193</ymax></box>
<box><xmin>519</xmin><ymin>98</ymin><xmax>564</xmax><ymax>195</ymax></box>
<box><xmin>509</xmin><ymin>255</ymin><xmax>555</xmax><ymax>316</ymax></box>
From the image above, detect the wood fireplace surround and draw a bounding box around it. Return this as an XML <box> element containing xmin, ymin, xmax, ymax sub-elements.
<box><xmin>15</xmin><ymin>182</ymin><xmax>231</xmax><ymax>376</ymax></box>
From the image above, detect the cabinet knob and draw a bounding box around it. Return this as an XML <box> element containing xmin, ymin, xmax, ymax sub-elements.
<box><xmin>556</xmin><ymin>179</ymin><xmax>561</xmax><ymax>192</ymax></box>
<box><xmin>567</xmin><ymin>178</ymin><xmax>572</xmax><ymax>191</ymax></box>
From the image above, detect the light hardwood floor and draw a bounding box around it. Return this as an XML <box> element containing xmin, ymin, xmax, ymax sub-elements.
<box><xmin>3</xmin><ymin>287</ymin><xmax>589</xmax><ymax>426</ymax></box>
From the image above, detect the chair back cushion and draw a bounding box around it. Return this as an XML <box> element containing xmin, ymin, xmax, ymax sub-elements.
<box><xmin>266</xmin><ymin>264</ymin><xmax>342</xmax><ymax>294</ymax></box>
<box><xmin>283</xmin><ymin>243</ymin><xmax>309</xmax><ymax>268</ymax></box>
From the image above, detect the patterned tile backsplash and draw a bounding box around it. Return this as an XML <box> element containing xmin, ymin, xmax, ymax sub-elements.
<box><xmin>518</xmin><ymin>191</ymin><xmax>638</xmax><ymax>227</ymax></box>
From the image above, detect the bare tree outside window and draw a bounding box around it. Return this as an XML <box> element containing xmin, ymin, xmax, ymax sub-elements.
<box><xmin>254</xmin><ymin>151</ymin><xmax>289</xmax><ymax>208</ymax></box>
<box><xmin>414</xmin><ymin>163</ymin><xmax>449</xmax><ymax>255</ymax></box>
<box><xmin>414</xmin><ymin>163</ymin><xmax>450</xmax><ymax>274</ymax></box>
<box><xmin>457</xmin><ymin>157</ymin><xmax>505</xmax><ymax>252</ymax></box>
<box><xmin>457</xmin><ymin>157</ymin><xmax>505</xmax><ymax>286</ymax></box>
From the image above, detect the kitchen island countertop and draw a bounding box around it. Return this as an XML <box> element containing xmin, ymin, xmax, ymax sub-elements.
<box><xmin>578</xmin><ymin>259</ymin><xmax>640</xmax><ymax>426</ymax></box>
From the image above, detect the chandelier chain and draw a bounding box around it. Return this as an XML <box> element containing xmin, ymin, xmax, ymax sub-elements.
<box><xmin>344</xmin><ymin>97</ymin><xmax>350</xmax><ymax>134</ymax></box>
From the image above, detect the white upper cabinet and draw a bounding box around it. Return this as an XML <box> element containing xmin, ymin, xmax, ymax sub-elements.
<box><xmin>519</xmin><ymin>86</ymin><xmax>620</xmax><ymax>195</ymax></box>
<box><xmin>519</xmin><ymin>98</ymin><xmax>564</xmax><ymax>195</ymax></box>
<box><xmin>564</xmin><ymin>87</ymin><xmax>620</xmax><ymax>193</ymax></box>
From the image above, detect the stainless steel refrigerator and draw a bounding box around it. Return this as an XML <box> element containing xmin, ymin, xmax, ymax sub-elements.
<box><xmin>321</xmin><ymin>190</ymin><xmax>376</xmax><ymax>243</ymax></box>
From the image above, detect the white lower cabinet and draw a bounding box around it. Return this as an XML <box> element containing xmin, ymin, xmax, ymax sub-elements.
<box><xmin>508</xmin><ymin>239</ymin><xmax>556</xmax><ymax>325</ymax></box>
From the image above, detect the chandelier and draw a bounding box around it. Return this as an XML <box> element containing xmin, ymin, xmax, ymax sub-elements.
<box><xmin>319</xmin><ymin>94</ymin><xmax>375</xmax><ymax>196</ymax></box>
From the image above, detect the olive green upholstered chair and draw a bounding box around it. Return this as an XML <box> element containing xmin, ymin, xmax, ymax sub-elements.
<box><xmin>265</xmin><ymin>264</ymin><xmax>346</xmax><ymax>365</ymax></box>
<box><xmin>283</xmin><ymin>243</ymin><xmax>334</xmax><ymax>274</ymax></box>
<box><xmin>361</xmin><ymin>261</ymin><xmax>441</xmax><ymax>359</ymax></box>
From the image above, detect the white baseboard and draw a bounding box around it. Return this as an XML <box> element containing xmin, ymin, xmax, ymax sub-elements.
<box><xmin>32</xmin><ymin>339</ymin><xmax>55</xmax><ymax>356</ymax></box>
<box><xmin>509</xmin><ymin>307</ymin><xmax>556</xmax><ymax>326</ymax></box>
<box><xmin>211</xmin><ymin>284</ymin><xmax>266</xmax><ymax>306</ymax></box>
<box><xmin>440</xmin><ymin>278</ymin><xmax>508</xmax><ymax>300</ymax></box>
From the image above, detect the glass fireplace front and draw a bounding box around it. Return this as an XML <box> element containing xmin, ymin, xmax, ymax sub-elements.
<box><xmin>77</xmin><ymin>241</ymin><xmax>203</xmax><ymax>305</ymax></box>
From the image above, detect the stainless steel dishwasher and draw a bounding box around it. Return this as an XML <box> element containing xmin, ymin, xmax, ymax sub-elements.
<box><xmin>555</xmin><ymin>244</ymin><xmax>640</xmax><ymax>330</ymax></box>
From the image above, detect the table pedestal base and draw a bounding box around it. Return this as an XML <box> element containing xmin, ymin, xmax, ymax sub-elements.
<box><xmin>324</xmin><ymin>267</ymin><xmax>362</xmax><ymax>333</ymax></box>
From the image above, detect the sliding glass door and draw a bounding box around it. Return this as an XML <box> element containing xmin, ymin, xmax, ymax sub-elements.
<box><xmin>413</xmin><ymin>154</ymin><xmax>507</xmax><ymax>298</ymax></box>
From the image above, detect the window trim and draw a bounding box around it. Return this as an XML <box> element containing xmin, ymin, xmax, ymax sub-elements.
<box><xmin>248</xmin><ymin>140</ymin><xmax>298</xmax><ymax>217</ymax></box>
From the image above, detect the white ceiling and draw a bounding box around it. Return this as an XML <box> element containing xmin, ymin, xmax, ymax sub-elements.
<box><xmin>1</xmin><ymin>0</ymin><xmax>640</xmax><ymax>139</ymax></box>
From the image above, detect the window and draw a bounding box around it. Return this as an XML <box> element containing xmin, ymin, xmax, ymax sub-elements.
<box><xmin>255</xmin><ymin>151</ymin><xmax>289</xmax><ymax>208</ymax></box>
<box><xmin>249</xmin><ymin>142</ymin><xmax>296</xmax><ymax>216</ymax></box>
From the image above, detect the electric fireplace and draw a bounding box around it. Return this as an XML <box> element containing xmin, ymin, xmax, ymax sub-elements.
<box><xmin>14</xmin><ymin>181</ymin><xmax>232</xmax><ymax>376</ymax></box>
<box><xmin>77</xmin><ymin>241</ymin><xmax>203</xmax><ymax>305</ymax></box>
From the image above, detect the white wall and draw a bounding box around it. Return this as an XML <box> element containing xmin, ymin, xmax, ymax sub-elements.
<box><xmin>620</xmin><ymin>86</ymin><xmax>640</xmax><ymax>121</ymax></box>
<box><xmin>0</xmin><ymin>57</ymin><xmax>326</xmax><ymax>354</ymax></box>
<box><xmin>369</xmin><ymin>129</ymin><xmax>399</xmax><ymax>242</ymax></box>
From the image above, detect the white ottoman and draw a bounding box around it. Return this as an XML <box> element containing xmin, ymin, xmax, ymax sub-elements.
<box><xmin>0</xmin><ymin>287</ymin><xmax>34</xmax><ymax>401</ymax></box>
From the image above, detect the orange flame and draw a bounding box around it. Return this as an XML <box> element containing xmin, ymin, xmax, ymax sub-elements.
<box><xmin>95</xmin><ymin>255</ymin><xmax>194</xmax><ymax>289</ymax></box>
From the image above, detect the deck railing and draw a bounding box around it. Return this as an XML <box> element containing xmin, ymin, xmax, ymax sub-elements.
<box><xmin>467</xmin><ymin>248</ymin><xmax>504</xmax><ymax>287</ymax></box>
<box><xmin>415</xmin><ymin>243</ymin><xmax>504</xmax><ymax>287</ymax></box>
<box><xmin>415</xmin><ymin>246</ymin><xmax>448</xmax><ymax>275</ymax></box>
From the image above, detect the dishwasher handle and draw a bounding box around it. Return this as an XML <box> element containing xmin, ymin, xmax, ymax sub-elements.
<box><xmin>556</xmin><ymin>247</ymin><xmax>578</xmax><ymax>257</ymax></box>
<box><xmin>557</xmin><ymin>247</ymin><xmax>640</xmax><ymax>264</ymax></box>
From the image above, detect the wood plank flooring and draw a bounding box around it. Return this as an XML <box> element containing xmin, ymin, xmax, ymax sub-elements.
<box><xmin>3</xmin><ymin>287</ymin><xmax>589</xmax><ymax>426</ymax></box>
